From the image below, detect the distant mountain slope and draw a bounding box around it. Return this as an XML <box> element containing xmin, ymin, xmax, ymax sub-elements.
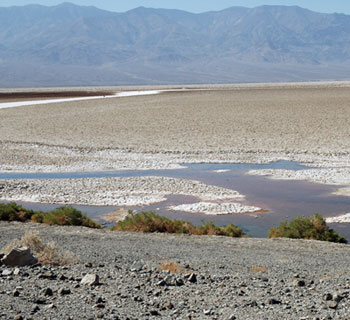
<box><xmin>1</xmin><ymin>2</ymin><xmax>350</xmax><ymax>87</ymax></box>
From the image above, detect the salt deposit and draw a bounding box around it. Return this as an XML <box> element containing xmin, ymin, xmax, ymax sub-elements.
<box><xmin>0</xmin><ymin>90</ymin><xmax>165</xmax><ymax>110</ymax></box>
<box><xmin>0</xmin><ymin>176</ymin><xmax>249</xmax><ymax>210</ymax></box>
<box><xmin>169</xmin><ymin>202</ymin><xmax>261</xmax><ymax>215</ymax></box>
<box><xmin>325</xmin><ymin>213</ymin><xmax>350</xmax><ymax>224</ymax></box>
<box><xmin>247</xmin><ymin>168</ymin><xmax>350</xmax><ymax>196</ymax></box>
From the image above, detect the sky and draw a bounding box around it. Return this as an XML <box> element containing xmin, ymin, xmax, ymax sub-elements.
<box><xmin>0</xmin><ymin>0</ymin><xmax>350</xmax><ymax>15</ymax></box>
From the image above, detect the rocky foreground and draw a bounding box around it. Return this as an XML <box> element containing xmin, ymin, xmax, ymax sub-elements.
<box><xmin>1</xmin><ymin>222</ymin><xmax>350</xmax><ymax>320</ymax></box>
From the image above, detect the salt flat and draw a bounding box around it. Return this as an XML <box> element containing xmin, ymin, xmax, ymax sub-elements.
<box><xmin>1</xmin><ymin>82</ymin><xmax>350</xmax><ymax>214</ymax></box>
<box><xmin>1</xmin><ymin>82</ymin><xmax>350</xmax><ymax>169</ymax></box>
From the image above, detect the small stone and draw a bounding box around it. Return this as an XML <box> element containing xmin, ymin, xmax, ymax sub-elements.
<box><xmin>157</xmin><ymin>279</ymin><xmax>166</xmax><ymax>287</ymax></box>
<box><xmin>328</xmin><ymin>301</ymin><xmax>338</xmax><ymax>309</ymax></box>
<box><xmin>333</xmin><ymin>294</ymin><xmax>342</xmax><ymax>303</ymax></box>
<box><xmin>45</xmin><ymin>304</ymin><xmax>56</xmax><ymax>310</ymax></box>
<box><xmin>58</xmin><ymin>287</ymin><xmax>71</xmax><ymax>295</ymax></box>
<box><xmin>166</xmin><ymin>302</ymin><xmax>174</xmax><ymax>309</ymax></box>
<box><xmin>268</xmin><ymin>298</ymin><xmax>281</xmax><ymax>305</ymax></box>
<box><xmin>81</xmin><ymin>274</ymin><xmax>99</xmax><ymax>286</ymax></box>
<box><xmin>2</xmin><ymin>269</ymin><xmax>12</xmax><ymax>276</ymax></box>
<box><xmin>250</xmin><ymin>300</ymin><xmax>258</xmax><ymax>307</ymax></box>
<box><xmin>39</xmin><ymin>272</ymin><xmax>56</xmax><ymax>280</ymax></box>
<box><xmin>13</xmin><ymin>268</ymin><xmax>20</xmax><ymax>276</ymax></box>
<box><xmin>323</xmin><ymin>293</ymin><xmax>332</xmax><ymax>301</ymax></box>
<box><xmin>175</xmin><ymin>278</ymin><xmax>184</xmax><ymax>286</ymax></box>
<box><xmin>34</xmin><ymin>298</ymin><xmax>46</xmax><ymax>305</ymax></box>
<box><xmin>31</xmin><ymin>305</ymin><xmax>40</xmax><ymax>314</ymax></box>
<box><xmin>150</xmin><ymin>310</ymin><xmax>160</xmax><ymax>316</ymax></box>
<box><xmin>2</xmin><ymin>247</ymin><xmax>37</xmax><ymax>267</ymax></box>
<box><xmin>294</xmin><ymin>280</ymin><xmax>306</xmax><ymax>287</ymax></box>
<box><xmin>228</xmin><ymin>315</ymin><xmax>236</xmax><ymax>320</ymax></box>
<box><xmin>131</xmin><ymin>261</ymin><xmax>144</xmax><ymax>272</ymax></box>
<box><xmin>188</xmin><ymin>273</ymin><xmax>197</xmax><ymax>283</ymax></box>
<box><xmin>14</xmin><ymin>315</ymin><xmax>23</xmax><ymax>320</ymax></box>
<box><xmin>203</xmin><ymin>309</ymin><xmax>211</xmax><ymax>315</ymax></box>
<box><xmin>42</xmin><ymin>288</ymin><xmax>53</xmax><ymax>296</ymax></box>
<box><xmin>13</xmin><ymin>290</ymin><xmax>20</xmax><ymax>297</ymax></box>
<box><xmin>85</xmin><ymin>262</ymin><xmax>93</xmax><ymax>268</ymax></box>
<box><xmin>59</xmin><ymin>274</ymin><xmax>67</xmax><ymax>281</ymax></box>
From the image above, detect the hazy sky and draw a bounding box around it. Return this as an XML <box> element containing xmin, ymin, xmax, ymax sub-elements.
<box><xmin>1</xmin><ymin>0</ymin><xmax>350</xmax><ymax>14</ymax></box>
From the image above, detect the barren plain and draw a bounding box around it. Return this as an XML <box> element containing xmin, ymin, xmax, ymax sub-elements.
<box><xmin>1</xmin><ymin>82</ymin><xmax>350</xmax><ymax>216</ymax></box>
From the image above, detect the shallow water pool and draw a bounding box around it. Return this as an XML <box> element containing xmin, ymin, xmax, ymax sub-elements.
<box><xmin>1</xmin><ymin>160</ymin><xmax>350</xmax><ymax>240</ymax></box>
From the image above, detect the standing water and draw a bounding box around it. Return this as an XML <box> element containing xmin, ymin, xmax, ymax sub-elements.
<box><xmin>1</xmin><ymin>161</ymin><xmax>350</xmax><ymax>240</ymax></box>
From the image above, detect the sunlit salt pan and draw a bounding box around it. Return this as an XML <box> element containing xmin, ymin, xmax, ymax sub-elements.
<box><xmin>169</xmin><ymin>202</ymin><xmax>261</xmax><ymax>215</ymax></box>
<box><xmin>0</xmin><ymin>90</ymin><xmax>164</xmax><ymax>110</ymax></box>
<box><xmin>325</xmin><ymin>213</ymin><xmax>350</xmax><ymax>224</ymax></box>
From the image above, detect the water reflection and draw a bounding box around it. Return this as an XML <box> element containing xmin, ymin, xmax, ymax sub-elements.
<box><xmin>1</xmin><ymin>161</ymin><xmax>350</xmax><ymax>240</ymax></box>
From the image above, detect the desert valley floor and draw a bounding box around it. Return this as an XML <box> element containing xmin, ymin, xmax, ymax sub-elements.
<box><xmin>1</xmin><ymin>82</ymin><xmax>350</xmax><ymax>235</ymax></box>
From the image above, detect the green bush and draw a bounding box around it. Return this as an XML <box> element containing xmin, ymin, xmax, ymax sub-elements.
<box><xmin>0</xmin><ymin>202</ymin><xmax>38</xmax><ymax>222</ymax></box>
<box><xmin>31</xmin><ymin>206</ymin><xmax>101</xmax><ymax>228</ymax></box>
<box><xmin>112</xmin><ymin>211</ymin><xmax>244</xmax><ymax>237</ymax></box>
<box><xmin>268</xmin><ymin>214</ymin><xmax>347</xmax><ymax>243</ymax></box>
<box><xmin>0</xmin><ymin>202</ymin><xmax>101</xmax><ymax>229</ymax></box>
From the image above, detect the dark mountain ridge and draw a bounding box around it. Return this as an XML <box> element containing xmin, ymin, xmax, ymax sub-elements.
<box><xmin>1</xmin><ymin>2</ymin><xmax>350</xmax><ymax>87</ymax></box>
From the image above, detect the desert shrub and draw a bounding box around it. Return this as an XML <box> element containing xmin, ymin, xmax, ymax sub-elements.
<box><xmin>1</xmin><ymin>202</ymin><xmax>101</xmax><ymax>228</ymax></box>
<box><xmin>2</xmin><ymin>231</ymin><xmax>76</xmax><ymax>265</ymax></box>
<box><xmin>268</xmin><ymin>214</ymin><xmax>347</xmax><ymax>243</ymax></box>
<box><xmin>0</xmin><ymin>202</ymin><xmax>38</xmax><ymax>222</ymax></box>
<box><xmin>32</xmin><ymin>206</ymin><xmax>101</xmax><ymax>228</ymax></box>
<box><xmin>195</xmin><ymin>221</ymin><xmax>244</xmax><ymax>237</ymax></box>
<box><xmin>112</xmin><ymin>211</ymin><xmax>244</xmax><ymax>237</ymax></box>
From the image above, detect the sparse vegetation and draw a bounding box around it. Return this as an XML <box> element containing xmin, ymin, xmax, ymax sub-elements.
<box><xmin>2</xmin><ymin>231</ymin><xmax>76</xmax><ymax>265</ymax></box>
<box><xmin>0</xmin><ymin>202</ymin><xmax>101</xmax><ymax>228</ymax></box>
<box><xmin>251</xmin><ymin>265</ymin><xmax>268</xmax><ymax>273</ymax></box>
<box><xmin>112</xmin><ymin>211</ymin><xmax>244</xmax><ymax>237</ymax></box>
<box><xmin>268</xmin><ymin>214</ymin><xmax>347</xmax><ymax>243</ymax></box>
<box><xmin>31</xmin><ymin>206</ymin><xmax>101</xmax><ymax>228</ymax></box>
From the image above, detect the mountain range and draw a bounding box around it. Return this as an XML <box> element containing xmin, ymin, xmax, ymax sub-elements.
<box><xmin>1</xmin><ymin>2</ymin><xmax>350</xmax><ymax>87</ymax></box>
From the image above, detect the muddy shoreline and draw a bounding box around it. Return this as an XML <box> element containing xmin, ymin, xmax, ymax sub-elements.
<box><xmin>0</xmin><ymin>90</ymin><xmax>115</xmax><ymax>101</ymax></box>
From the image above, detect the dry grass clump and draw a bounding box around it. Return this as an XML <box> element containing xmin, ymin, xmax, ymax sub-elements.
<box><xmin>112</xmin><ymin>211</ymin><xmax>244</xmax><ymax>237</ymax></box>
<box><xmin>2</xmin><ymin>231</ymin><xmax>77</xmax><ymax>265</ymax></box>
<box><xmin>251</xmin><ymin>265</ymin><xmax>268</xmax><ymax>273</ymax></box>
<box><xmin>158</xmin><ymin>260</ymin><xmax>185</xmax><ymax>274</ymax></box>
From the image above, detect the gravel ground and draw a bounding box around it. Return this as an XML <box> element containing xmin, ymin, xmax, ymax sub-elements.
<box><xmin>1</xmin><ymin>221</ymin><xmax>350</xmax><ymax>319</ymax></box>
